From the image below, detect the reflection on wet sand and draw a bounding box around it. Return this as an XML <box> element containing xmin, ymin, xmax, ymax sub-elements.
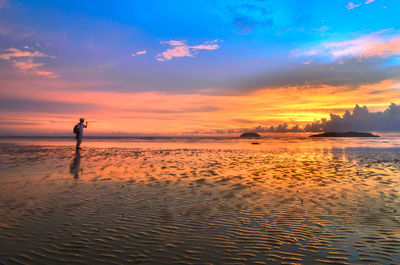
<box><xmin>69</xmin><ymin>149</ymin><xmax>81</xmax><ymax>179</ymax></box>
<box><xmin>0</xmin><ymin>142</ymin><xmax>399</xmax><ymax>264</ymax></box>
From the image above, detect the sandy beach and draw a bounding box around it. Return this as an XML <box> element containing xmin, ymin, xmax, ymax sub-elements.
<box><xmin>0</xmin><ymin>138</ymin><xmax>399</xmax><ymax>264</ymax></box>
<box><xmin>2</xmin><ymin>0</ymin><xmax>400</xmax><ymax>263</ymax></box>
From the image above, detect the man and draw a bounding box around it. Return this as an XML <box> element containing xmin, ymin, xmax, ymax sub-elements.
<box><xmin>74</xmin><ymin>118</ymin><xmax>88</xmax><ymax>149</ymax></box>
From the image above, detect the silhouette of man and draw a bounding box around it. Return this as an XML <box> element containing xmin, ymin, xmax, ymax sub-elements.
<box><xmin>74</xmin><ymin>118</ymin><xmax>88</xmax><ymax>150</ymax></box>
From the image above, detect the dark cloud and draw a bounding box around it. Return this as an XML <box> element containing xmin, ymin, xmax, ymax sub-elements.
<box><xmin>369</xmin><ymin>88</ymin><xmax>399</xmax><ymax>95</ymax></box>
<box><xmin>305</xmin><ymin>103</ymin><xmax>400</xmax><ymax>132</ymax></box>
<box><xmin>221</xmin><ymin>0</ymin><xmax>313</xmax><ymax>34</ymax></box>
<box><xmin>213</xmin><ymin>103</ymin><xmax>400</xmax><ymax>134</ymax></box>
<box><xmin>0</xmin><ymin>98</ymin><xmax>98</xmax><ymax>113</ymax></box>
<box><xmin>228</xmin><ymin>57</ymin><xmax>400</xmax><ymax>91</ymax></box>
<box><xmin>207</xmin><ymin>124</ymin><xmax>303</xmax><ymax>134</ymax></box>
<box><xmin>232</xmin><ymin>124</ymin><xmax>303</xmax><ymax>133</ymax></box>
<box><xmin>267</xmin><ymin>103</ymin><xmax>400</xmax><ymax>133</ymax></box>
<box><xmin>226</xmin><ymin>2</ymin><xmax>274</xmax><ymax>32</ymax></box>
<box><xmin>265</xmin><ymin>124</ymin><xmax>303</xmax><ymax>133</ymax></box>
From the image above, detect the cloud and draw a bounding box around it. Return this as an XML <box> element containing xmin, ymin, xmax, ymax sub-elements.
<box><xmin>222</xmin><ymin>2</ymin><xmax>273</xmax><ymax>33</ymax></box>
<box><xmin>248</xmin><ymin>124</ymin><xmax>303</xmax><ymax>133</ymax></box>
<box><xmin>0</xmin><ymin>98</ymin><xmax>97</xmax><ymax>114</ymax></box>
<box><xmin>305</xmin><ymin>103</ymin><xmax>400</xmax><ymax>132</ymax></box>
<box><xmin>268</xmin><ymin>103</ymin><xmax>400</xmax><ymax>132</ymax></box>
<box><xmin>229</xmin><ymin>57</ymin><xmax>400</xmax><ymax>91</ymax></box>
<box><xmin>164</xmin><ymin>40</ymin><xmax>185</xmax><ymax>46</ymax></box>
<box><xmin>222</xmin><ymin>30</ymin><xmax>400</xmax><ymax>93</ymax></box>
<box><xmin>201</xmin><ymin>123</ymin><xmax>304</xmax><ymax>134</ymax></box>
<box><xmin>35</xmin><ymin>70</ymin><xmax>58</xmax><ymax>78</ymax></box>
<box><xmin>369</xmin><ymin>88</ymin><xmax>398</xmax><ymax>95</ymax></box>
<box><xmin>226</xmin><ymin>103</ymin><xmax>400</xmax><ymax>134</ymax></box>
<box><xmin>128</xmin><ymin>105</ymin><xmax>220</xmax><ymax>114</ymax></box>
<box><xmin>0</xmin><ymin>120</ymin><xmax>40</xmax><ymax>126</ymax></box>
<box><xmin>0</xmin><ymin>47</ymin><xmax>57</xmax><ymax>78</ymax></box>
<box><xmin>327</xmin><ymin>35</ymin><xmax>400</xmax><ymax>59</ymax></box>
<box><xmin>132</xmin><ymin>50</ymin><xmax>147</xmax><ymax>56</ymax></box>
<box><xmin>11</xmin><ymin>58</ymin><xmax>43</xmax><ymax>70</ymax></box>
<box><xmin>346</xmin><ymin>2</ymin><xmax>362</xmax><ymax>9</ymax></box>
<box><xmin>346</xmin><ymin>0</ymin><xmax>375</xmax><ymax>9</ymax></box>
<box><xmin>155</xmin><ymin>40</ymin><xmax>220</xmax><ymax>61</ymax></box>
<box><xmin>0</xmin><ymin>47</ymin><xmax>54</xmax><ymax>60</ymax></box>
<box><xmin>297</xmin><ymin>30</ymin><xmax>400</xmax><ymax>60</ymax></box>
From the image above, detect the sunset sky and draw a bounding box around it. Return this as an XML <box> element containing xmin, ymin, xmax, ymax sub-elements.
<box><xmin>0</xmin><ymin>0</ymin><xmax>399</xmax><ymax>135</ymax></box>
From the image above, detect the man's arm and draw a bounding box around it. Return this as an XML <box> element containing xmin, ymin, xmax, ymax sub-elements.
<box><xmin>84</xmin><ymin>121</ymin><xmax>88</xmax><ymax>128</ymax></box>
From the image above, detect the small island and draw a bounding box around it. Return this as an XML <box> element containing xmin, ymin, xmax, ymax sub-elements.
<box><xmin>240</xmin><ymin>132</ymin><xmax>261</xmax><ymax>138</ymax></box>
<box><xmin>310</xmin><ymin>131</ymin><xmax>379</xmax><ymax>138</ymax></box>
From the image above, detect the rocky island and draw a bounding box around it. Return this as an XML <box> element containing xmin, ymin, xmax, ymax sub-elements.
<box><xmin>239</xmin><ymin>132</ymin><xmax>261</xmax><ymax>138</ymax></box>
<box><xmin>310</xmin><ymin>131</ymin><xmax>379</xmax><ymax>138</ymax></box>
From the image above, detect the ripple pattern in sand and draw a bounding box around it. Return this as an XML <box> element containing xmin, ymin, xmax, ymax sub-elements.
<box><xmin>0</xmin><ymin>145</ymin><xmax>399</xmax><ymax>264</ymax></box>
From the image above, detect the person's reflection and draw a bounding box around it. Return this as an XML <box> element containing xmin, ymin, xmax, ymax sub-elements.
<box><xmin>70</xmin><ymin>149</ymin><xmax>82</xmax><ymax>179</ymax></box>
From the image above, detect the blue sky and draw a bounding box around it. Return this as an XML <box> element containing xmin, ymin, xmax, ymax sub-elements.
<box><xmin>0</xmin><ymin>0</ymin><xmax>399</xmax><ymax>135</ymax></box>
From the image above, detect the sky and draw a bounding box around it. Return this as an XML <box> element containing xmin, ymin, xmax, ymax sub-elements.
<box><xmin>0</xmin><ymin>0</ymin><xmax>399</xmax><ymax>136</ymax></box>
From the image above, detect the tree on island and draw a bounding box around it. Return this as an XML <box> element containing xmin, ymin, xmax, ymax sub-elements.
<box><xmin>240</xmin><ymin>132</ymin><xmax>261</xmax><ymax>138</ymax></box>
<box><xmin>310</xmin><ymin>132</ymin><xmax>379</xmax><ymax>138</ymax></box>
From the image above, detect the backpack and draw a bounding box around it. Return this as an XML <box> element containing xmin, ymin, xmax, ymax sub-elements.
<box><xmin>73</xmin><ymin>124</ymin><xmax>80</xmax><ymax>134</ymax></box>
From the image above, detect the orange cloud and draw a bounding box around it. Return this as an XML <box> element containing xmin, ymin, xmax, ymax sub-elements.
<box><xmin>132</xmin><ymin>50</ymin><xmax>147</xmax><ymax>56</ymax></box>
<box><xmin>297</xmin><ymin>30</ymin><xmax>400</xmax><ymax>59</ymax></box>
<box><xmin>0</xmin><ymin>47</ymin><xmax>57</xmax><ymax>78</ymax></box>
<box><xmin>0</xmin><ymin>47</ymin><xmax>54</xmax><ymax>60</ymax></box>
<box><xmin>364</xmin><ymin>38</ymin><xmax>400</xmax><ymax>57</ymax></box>
<box><xmin>12</xmin><ymin>58</ymin><xmax>43</xmax><ymax>70</ymax></box>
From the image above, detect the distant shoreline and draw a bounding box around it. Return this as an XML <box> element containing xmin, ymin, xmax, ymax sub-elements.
<box><xmin>1</xmin><ymin>132</ymin><xmax>399</xmax><ymax>140</ymax></box>
<box><xmin>310</xmin><ymin>131</ymin><xmax>379</xmax><ymax>138</ymax></box>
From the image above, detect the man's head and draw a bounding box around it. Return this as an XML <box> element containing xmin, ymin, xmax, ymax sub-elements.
<box><xmin>79</xmin><ymin>118</ymin><xmax>85</xmax><ymax>123</ymax></box>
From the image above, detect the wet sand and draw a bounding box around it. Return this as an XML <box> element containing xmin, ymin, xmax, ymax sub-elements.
<box><xmin>0</xmin><ymin>139</ymin><xmax>399</xmax><ymax>264</ymax></box>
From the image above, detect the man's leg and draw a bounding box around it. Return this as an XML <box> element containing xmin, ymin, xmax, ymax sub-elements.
<box><xmin>76</xmin><ymin>133</ymin><xmax>82</xmax><ymax>149</ymax></box>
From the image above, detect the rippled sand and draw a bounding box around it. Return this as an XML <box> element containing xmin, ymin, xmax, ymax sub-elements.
<box><xmin>0</xmin><ymin>140</ymin><xmax>399</xmax><ymax>264</ymax></box>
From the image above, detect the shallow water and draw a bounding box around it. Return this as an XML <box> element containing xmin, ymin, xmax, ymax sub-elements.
<box><xmin>0</xmin><ymin>138</ymin><xmax>399</xmax><ymax>264</ymax></box>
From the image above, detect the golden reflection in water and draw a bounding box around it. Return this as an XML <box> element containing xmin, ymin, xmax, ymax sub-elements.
<box><xmin>69</xmin><ymin>149</ymin><xmax>81</xmax><ymax>179</ymax></box>
<box><xmin>0</xmin><ymin>140</ymin><xmax>399</xmax><ymax>264</ymax></box>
